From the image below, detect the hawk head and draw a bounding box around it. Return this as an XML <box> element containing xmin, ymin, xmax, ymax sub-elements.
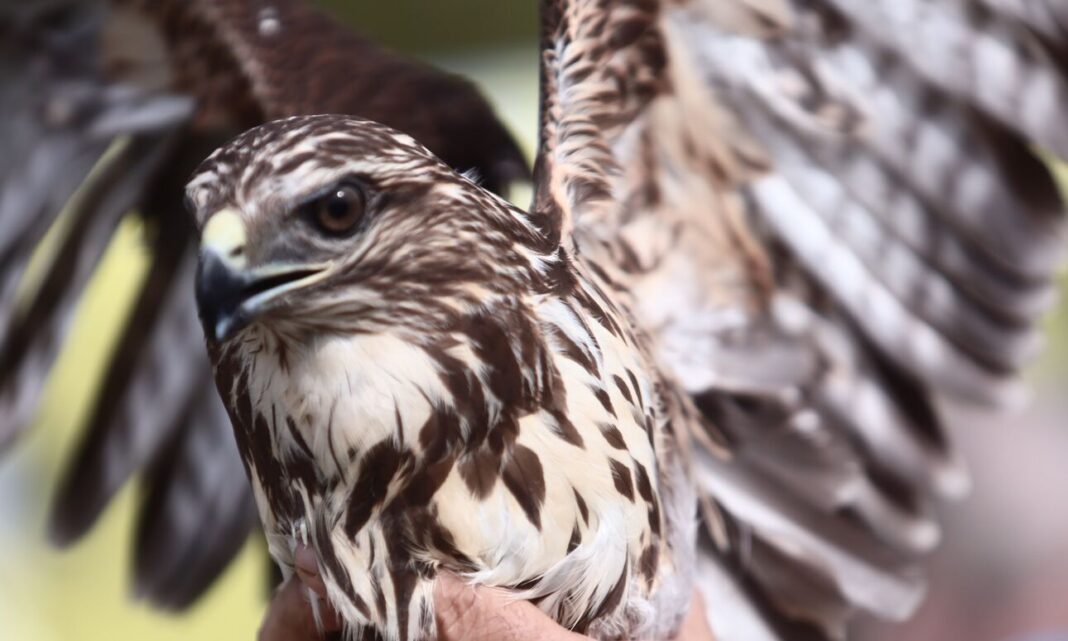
<box><xmin>187</xmin><ymin>115</ymin><xmax>545</xmax><ymax>344</ymax></box>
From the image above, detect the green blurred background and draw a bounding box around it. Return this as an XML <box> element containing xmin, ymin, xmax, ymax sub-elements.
<box><xmin>0</xmin><ymin>2</ymin><xmax>1066</xmax><ymax>640</ymax></box>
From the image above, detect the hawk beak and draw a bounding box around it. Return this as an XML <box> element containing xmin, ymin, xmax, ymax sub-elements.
<box><xmin>195</xmin><ymin>208</ymin><xmax>327</xmax><ymax>342</ymax></box>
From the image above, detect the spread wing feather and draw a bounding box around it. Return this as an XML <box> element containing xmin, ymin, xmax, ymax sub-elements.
<box><xmin>533</xmin><ymin>0</ymin><xmax>1066</xmax><ymax>637</ymax></box>
<box><xmin>0</xmin><ymin>132</ymin><xmax>186</xmax><ymax>443</ymax></box>
<box><xmin>132</xmin><ymin>384</ymin><xmax>257</xmax><ymax>609</ymax></box>
<box><xmin>49</xmin><ymin>211</ymin><xmax>201</xmax><ymax>544</ymax></box>
<box><xmin>1</xmin><ymin>0</ymin><xmax>526</xmax><ymax>609</ymax></box>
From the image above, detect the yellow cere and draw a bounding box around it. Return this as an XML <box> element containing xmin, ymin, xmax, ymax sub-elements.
<box><xmin>201</xmin><ymin>208</ymin><xmax>249</xmax><ymax>269</ymax></box>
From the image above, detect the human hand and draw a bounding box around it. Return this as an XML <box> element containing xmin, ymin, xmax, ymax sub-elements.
<box><xmin>259</xmin><ymin>545</ymin><xmax>716</xmax><ymax>641</ymax></box>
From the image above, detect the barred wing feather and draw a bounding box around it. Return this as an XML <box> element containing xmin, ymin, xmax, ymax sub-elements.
<box><xmin>533</xmin><ymin>0</ymin><xmax>1066</xmax><ymax>637</ymax></box>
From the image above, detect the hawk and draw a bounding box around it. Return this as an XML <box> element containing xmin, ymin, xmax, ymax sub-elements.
<box><xmin>187</xmin><ymin>0</ymin><xmax>1067</xmax><ymax>640</ymax></box>
<box><xmin>0</xmin><ymin>0</ymin><xmax>524</xmax><ymax>609</ymax></box>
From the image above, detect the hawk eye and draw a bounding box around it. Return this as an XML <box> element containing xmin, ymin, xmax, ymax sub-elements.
<box><xmin>305</xmin><ymin>183</ymin><xmax>365</xmax><ymax>235</ymax></box>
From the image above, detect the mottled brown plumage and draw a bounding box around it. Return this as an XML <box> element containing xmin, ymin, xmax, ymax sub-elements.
<box><xmin>0</xmin><ymin>0</ymin><xmax>525</xmax><ymax>609</ymax></box>
<box><xmin>113</xmin><ymin>0</ymin><xmax>527</xmax><ymax>192</ymax></box>
<box><xmin>191</xmin><ymin>113</ymin><xmax>694</xmax><ymax>641</ymax></box>
<box><xmin>554</xmin><ymin>0</ymin><xmax>1068</xmax><ymax>639</ymax></box>
<box><xmin>187</xmin><ymin>0</ymin><xmax>1068</xmax><ymax>640</ymax></box>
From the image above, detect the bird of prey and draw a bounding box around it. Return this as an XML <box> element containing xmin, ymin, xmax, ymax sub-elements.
<box><xmin>0</xmin><ymin>0</ymin><xmax>525</xmax><ymax>609</ymax></box>
<box><xmin>183</xmin><ymin>1</ymin><xmax>1068</xmax><ymax>641</ymax></box>
<box><xmin>186</xmin><ymin>0</ymin><xmax>1068</xmax><ymax>639</ymax></box>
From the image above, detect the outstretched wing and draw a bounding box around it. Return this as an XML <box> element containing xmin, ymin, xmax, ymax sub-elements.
<box><xmin>533</xmin><ymin>0</ymin><xmax>1066</xmax><ymax>638</ymax></box>
<box><xmin>0</xmin><ymin>0</ymin><xmax>526</xmax><ymax>609</ymax></box>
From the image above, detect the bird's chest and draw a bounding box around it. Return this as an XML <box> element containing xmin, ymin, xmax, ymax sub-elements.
<box><xmin>233</xmin><ymin>333</ymin><xmax>445</xmax><ymax>554</ymax></box>
<box><xmin>225</xmin><ymin>321</ymin><xmax>680</xmax><ymax>638</ymax></box>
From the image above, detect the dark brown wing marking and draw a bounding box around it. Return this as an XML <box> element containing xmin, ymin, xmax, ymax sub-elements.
<box><xmin>535</xmin><ymin>0</ymin><xmax>1068</xmax><ymax>638</ymax></box>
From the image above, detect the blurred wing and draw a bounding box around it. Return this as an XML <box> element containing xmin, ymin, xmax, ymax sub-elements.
<box><xmin>0</xmin><ymin>0</ymin><xmax>526</xmax><ymax>609</ymax></box>
<box><xmin>132</xmin><ymin>382</ymin><xmax>258</xmax><ymax>609</ymax></box>
<box><xmin>534</xmin><ymin>0</ymin><xmax>1067</xmax><ymax>638</ymax></box>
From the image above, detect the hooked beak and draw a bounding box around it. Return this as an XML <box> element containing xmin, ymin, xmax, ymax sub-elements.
<box><xmin>195</xmin><ymin>208</ymin><xmax>327</xmax><ymax>342</ymax></box>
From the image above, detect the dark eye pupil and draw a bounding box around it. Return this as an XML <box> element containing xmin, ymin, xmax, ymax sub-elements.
<box><xmin>326</xmin><ymin>190</ymin><xmax>350</xmax><ymax>219</ymax></box>
<box><xmin>309</xmin><ymin>183</ymin><xmax>364</xmax><ymax>234</ymax></box>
